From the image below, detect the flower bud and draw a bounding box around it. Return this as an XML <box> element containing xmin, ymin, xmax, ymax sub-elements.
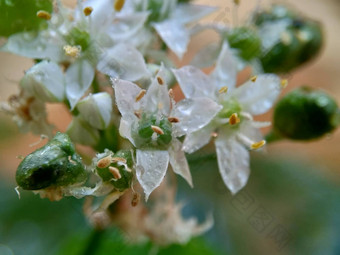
<box><xmin>273</xmin><ymin>87</ymin><xmax>339</xmax><ymax>140</ymax></box>
<box><xmin>76</xmin><ymin>92</ymin><xmax>112</xmax><ymax>130</ymax></box>
<box><xmin>21</xmin><ymin>61</ymin><xmax>65</xmax><ymax>102</ymax></box>
<box><xmin>16</xmin><ymin>132</ymin><xmax>87</xmax><ymax>190</ymax></box>
<box><xmin>226</xmin><ymin>27</ymin><xmax>262</xmax><ymax>61</ymax></box>
<box><xmin>67</xmin><ymin>116</ymin><xmax>100</xmax><ymax>146</ymax></box>
<box><xmin>254</xmin><ymin>5</ymin><xmax>323</xmax><ymax>73</ymax></box>
<box><xmin>95</xmin><ymin>150</ymin><xmax>133</xmax><ymax>191</ymax></box>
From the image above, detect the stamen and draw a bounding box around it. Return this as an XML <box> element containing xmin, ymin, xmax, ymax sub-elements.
<box><xmin>97</xmin><ymin>155</ymin><xmax>112</xmax><ymax>168</ymax></box>
<box><xmin>157</xmin><ymin>76</ymin><xmax>164</xmax><ymax>85</ymax></box>
<box><xmin>135</xmin><ymin>89</ymin><xmax>146</xmax><ymax>102</ymax></box>
<box><xmin>109</xmin><ymin>166</ymin><xmax>121</xmax><ymax>179</ymax></box>
<box><xmin>281</xmin><ymin>79</ymin><xmax>288</xmax><ymax>89</ymax></box>
<box><xmin>251</xmin><ymin>140</ymin><xmax>266</xmax><ymax>150</ymax></box>
<box><xmin>68</xmin><ymin>155</ymin><xmax>77</xmax><ymax>165</ymax></box>
<box><xmin>114</xmin><ymin>0</ymin><xmax>125</xmax><ymax>12</ymax></box>
<box><xmin>168</xmin><ymin>89</ymin><xmax>174</xmax><ymax>99</ymax></box>
<box><xmin>83</xmin><ymin>6</ymin><xmax>93</xmax><ymax>16</ymax></box>
<box><xmin>229</xmin><ymin>113</ymin><xmax>240</xmax><ymax>125</ymax></box>
<box><xmin>134</xmin><ymin>110</ymin><xmax>142</xmax><ymax>119</ymax></box>
<box><xmin>219</xmin><ymin>86</ymin><xmax>228</xmax><ymax>94</ymax></box>
<box><xmin>211</xmin><ymin>132</ymin><xmax>218</xmax><ymax>138</ymax></box>
<box><xmin>111</xmin><ymin>157</ymin><xmax>127</xmax><ymax>164</ymax></box>
<box><xmin>250</xmin><ymin>76</ymin><xmax>257</xmax><ymax>82</ymax></box>
<box><xmin>37</xmin><ymin>10</ymin><xmax>51</xmax><ymax>20</ymax></box>
<box><xmin>168</xmin><ymin>117</ymin><xmax>180</xmax><ymax>123</ymax></box>
<box><xmin>131</xmin><ymin>193</ymin><xmax>141</xmax><ymax>207</ymax></box>
<box><xmin>63</xmin><ymin>45</ymin><xmax>81</xmax><ymax>58</ymax></box>
<box><xmin>240</xmin><ymin>112</ymin><xmax>253</xmax><ymax>121</ymax></box>
<box><xmin>151</xmin><ymin>125</ymin><xmax>164</xmax><ymax>135</ymax></box>
<box><xmin>234</xmin><ymin>0</ymin><xmax>240</xmax><ymax>5</ymax></box>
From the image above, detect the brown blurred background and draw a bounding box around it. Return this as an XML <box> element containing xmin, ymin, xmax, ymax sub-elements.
<box><xmin>0</xmin><ymin>0</ymin><xmax>339</xmax><ymax>182</ymax></box>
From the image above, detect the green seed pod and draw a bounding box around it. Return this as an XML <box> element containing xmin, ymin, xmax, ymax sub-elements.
<box><xmin>254</xmin><ymin>5</ymin><xmax>323</xmax><ymax>73</ymax></box>
<box><xmin>0</xmin><ymin>0</ymin><xmax>53</xmax><ymax>37</ymax></box>
<box><xmin>137</xmin><ymin>114</ymin><xmax>157</xmax><ymax>139</ymax></box>
<box><xmin>95</xmin><ymin>150</ymin><xmax>133</xmax><ymax>191</ymax></box>
<box><xmin>16</xmin><ymin>132</ymin><xmax>87</xmax><ymax>190</ymax></box>
<box><xmin>273</xmin><ymin>87</ymin><xmax>339</xmax><ymax>140</ymax></box>
<box><xmin>226</xmin><ymin>27</ymin><xmax>262</xmax><ymax>61</ymax></box>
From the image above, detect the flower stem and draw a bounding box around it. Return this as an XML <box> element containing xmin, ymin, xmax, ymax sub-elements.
<box><xmin>81</xmin><ymin>228</ymin><xmax>106</xmax><ymax>255</ymax></box>
<box><xmin>265</xmin><ymin>130</ymin><xmax>283</xmax><ymax>143</ymax></box>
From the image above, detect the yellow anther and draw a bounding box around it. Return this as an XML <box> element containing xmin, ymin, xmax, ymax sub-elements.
<box><xmin>250</xmin><ymin>76</ymin><xmax>257</xmax><ymax>82</ymax></box>
<box><xmin>37</xmin><ymin>10</ymin><xmax>51</xmax><ymax>20</ymax></box>
<box><xmin>135</xmin><ymin>89</ymin><xmax>146</xmax><ymax>102</ymax></box>
<box><xmin>131</xmin><ymin>193</ymin><xmax>141</xmax><ymax>207</ymax></box>
<box><xmin>168</xmin><ymin>89</ymin><xmax>174</xmax><ymax>99</ymax></box>
<box><xmin>251</xmin><ymin>140</ymin><xmax>266</xmax><ymax>150</ymax></box>
<box><xmin>229</xmin><ymin>113</ymin><xmax>240</xmax><ymax>125</ymax></box>
<box><xmin>151</xmin><ymin>125</ymin><xmax>164</xmax><ymax>135</ymax></box>
<box><xmin>83</xmin><ymin>6</ymin><xmax>93</xmax><ymax>16</ymax></box>
<box><xmin>219</xmin><ymin>86</ymin><xmax>228</xmax><ymax>94</ymax></box>
<box><xmin>63</xmin><ymin>45</ymin><xmax>81</xmax><ymax>58</ymax></box>
<box><xmin>168</xmin><ymin>117</ymin><xmax>180</xmax><ymax>123</ymax></box>
<box><xmin>109</xmin><ymin>166</ymin><xmax>122</xmax><ymax>179</ymax></box>
<box><xmin>134</xmin><ymin>110</ymin><xmax>142</xmax><ymax>119</ymax></box>
<box><xmin>211</xmin><ymin>132</ymin><xmax>218</xmax><ymax>138</ymax></box>
<box><xmin>112</xmin><ymin>157</ymin><xmax>127</xmax><ymax>164</ymax></box>
<box><xmin>97</xmin><ymin>156</ymin><xmax>112</xmax><ymax>168</ymax></box>
<box><xmin>281</xmin><ymin>79</ymin><xmax>288</xmax><ymax>89</ymax></box>
<box><xmin>234</xmin><ymin>0</ymin><xmax>240</xmax><ymax>5</ymax></box>
<box><xmin>157</xmin><ymin>76</ymin><xmax>164</xmax><ymax>85</ymax></box>
<box><xmin>114</xmin><ymin>0</ymin><xmax>125</xmax><ymax>12</ymax></box>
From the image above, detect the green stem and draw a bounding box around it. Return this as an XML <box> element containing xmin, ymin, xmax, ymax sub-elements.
<box><xmin>81</xmin><ymin>228</ymin><xmax>106</xmax><ymax>255</ymax></box>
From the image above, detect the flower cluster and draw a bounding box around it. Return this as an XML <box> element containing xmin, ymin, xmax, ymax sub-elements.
<box><xmin>2</xmin><ymin>0</ymin><xmax>337</xmax><ymax>247</ymax></box>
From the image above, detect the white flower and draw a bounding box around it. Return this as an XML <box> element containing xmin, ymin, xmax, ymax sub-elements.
<box><xmin>133</xmin><ymin>0</ymin><xmax>217</xmax><ymax>58</ymax></box>
<box><xmin>172</xmin><ymin>42</ymin><xmax>282</xmax><ymax>194</ymax></box>
<box><xmin>2</xmin><ymin>0</ymin><xmax>150</xmax><ymax>108</ymax></box>
<box><xmin>114</xmin><ymin>65</ymin><xmax>221</xmax><ymax>200</ymax></box>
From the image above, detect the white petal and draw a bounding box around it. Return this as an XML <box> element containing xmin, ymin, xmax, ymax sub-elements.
<box><xmin>169</xmin><ymin>139</ymin><xmax>193</xmax><ymax>187</ymax></box>
<box><xmin>2</xmin><ymin>31</ymin><xmax>64</xmax><ymax>62</ymax></box>
<box><xmin>114</xmin><ymin>79</ymin><xmax>144</xmax><ymax>117</ymax></box>
<box><xmin>97</xmin><ymin>43</ymin><xmax>150</xmax><ymax>81</ymax></box>
<box><xmin>239</xmin><ymin>121</ymin><xmax>263</xmax><ymax>143</ymax></box>
<box><xmin>65</xmin><ymin>59</ymin><xmax>95</xmax><ymax>109</ymax></box>
<box><xmin>153</xmin><ymin>21</ymin><xmax>189</xmax><ymax>59</ymax></box>
<box><xmin>210</xmin><ymin>41</ymin><xmax>237</xmax><ymax>91</ymax></box>
<box><xmin>171</xmin><ymin>4</ymin><xmax>217</xmax><ymax>24</ymax></box>
<box><xmin>67</xmin><ymin>117</ymin><xmax>100</xmax><ymax>146</ymax></box>
<box><xmin>183</xmin><ymin>123</ymin><xmax>215</xmax><ymax>153</ymax></box>
<box><xmin>172</xmin><ymin>66</ymin><xmax>216</xmax><ymax>99</ymax></box>
<box><xmin>108</xmin><ymin>12</ymin><xmax>149</xmax><ymax>42</ymax></box>
<box><xmin>77</xmin><ymin>92</ymin><xmax>112</xmax><ymax>129</ymax></box>
<box><xmin>136</xmin><ymin>149</ymin><xmax>170</xmax><ymax>201</ymax></box>
<box><xmin>144</xmin><ymin>65</ymin><xmax>171</xmax><ymax>116</ymax></box>
<box><xmin>191</xmin><ymin>43</ymin><xmax>220</xmax><ymax>68</ymax></box>
<box><xmin>215</xmin><ymin>136</ymin><xmax>250</xmax><ymax>195</ymax></box>
<box><xmin>119</xmin><ymin>116</ymin><xmax>137</xmax><ymax>146</ymax></box>
<box><xmin>233</xmin><ymin>74</ymin><xmax>281</xmax><ymax>115</ymax></box>
<box><xmin>78</xmin><ymin>0</ymin><xmax>114</xmax><ymax>31</ymax></box>
<box><xmin>171</xmin><ymin>97</ymin><xmax>222</xmax><ymax>137</ymax></box>
<box><xmin>21</xmin><ymin>61</ymin><xmax>65</xmax><ymax>102</ymax></box>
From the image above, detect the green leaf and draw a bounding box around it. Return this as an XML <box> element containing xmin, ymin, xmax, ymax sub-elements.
<box><xmin>0</xmin><ymin>0</ymin><xmax>53</xmax><ymax>37</ymax></box>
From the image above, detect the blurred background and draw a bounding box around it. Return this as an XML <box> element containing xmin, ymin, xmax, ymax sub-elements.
<box><xmin>0</xmin><ymin>0</ymin><xmax>339</xmax><ymax>254</ymax></box>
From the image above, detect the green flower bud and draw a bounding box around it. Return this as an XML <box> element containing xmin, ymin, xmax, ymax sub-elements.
<box><xmin>273</xmin><ymin>87</ymin><xmax>339</xmax><ymax>140</ymax></box>
<box><xmin>254</xmin><ymin>5</ymin><xmax>323</xmax><ymax>73</ymax></box>
<box><xmin>226</xmin><ymin>27</ymin><xmax>262</xmax><ymax>61</ymax></box>
<box><xmin>16</xmin><ymin>132</ymin><xmax>87</xmax><ymax>190</ymax></box>
<box><xmin>0</xmin><ymin>0</ymin><xmax>53</xmax><ymax>37</ymax></box>
<box><xmin>95</xmin><ymin>150</ymin><xmax>133</xmax><ymax>191</ymax></box>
